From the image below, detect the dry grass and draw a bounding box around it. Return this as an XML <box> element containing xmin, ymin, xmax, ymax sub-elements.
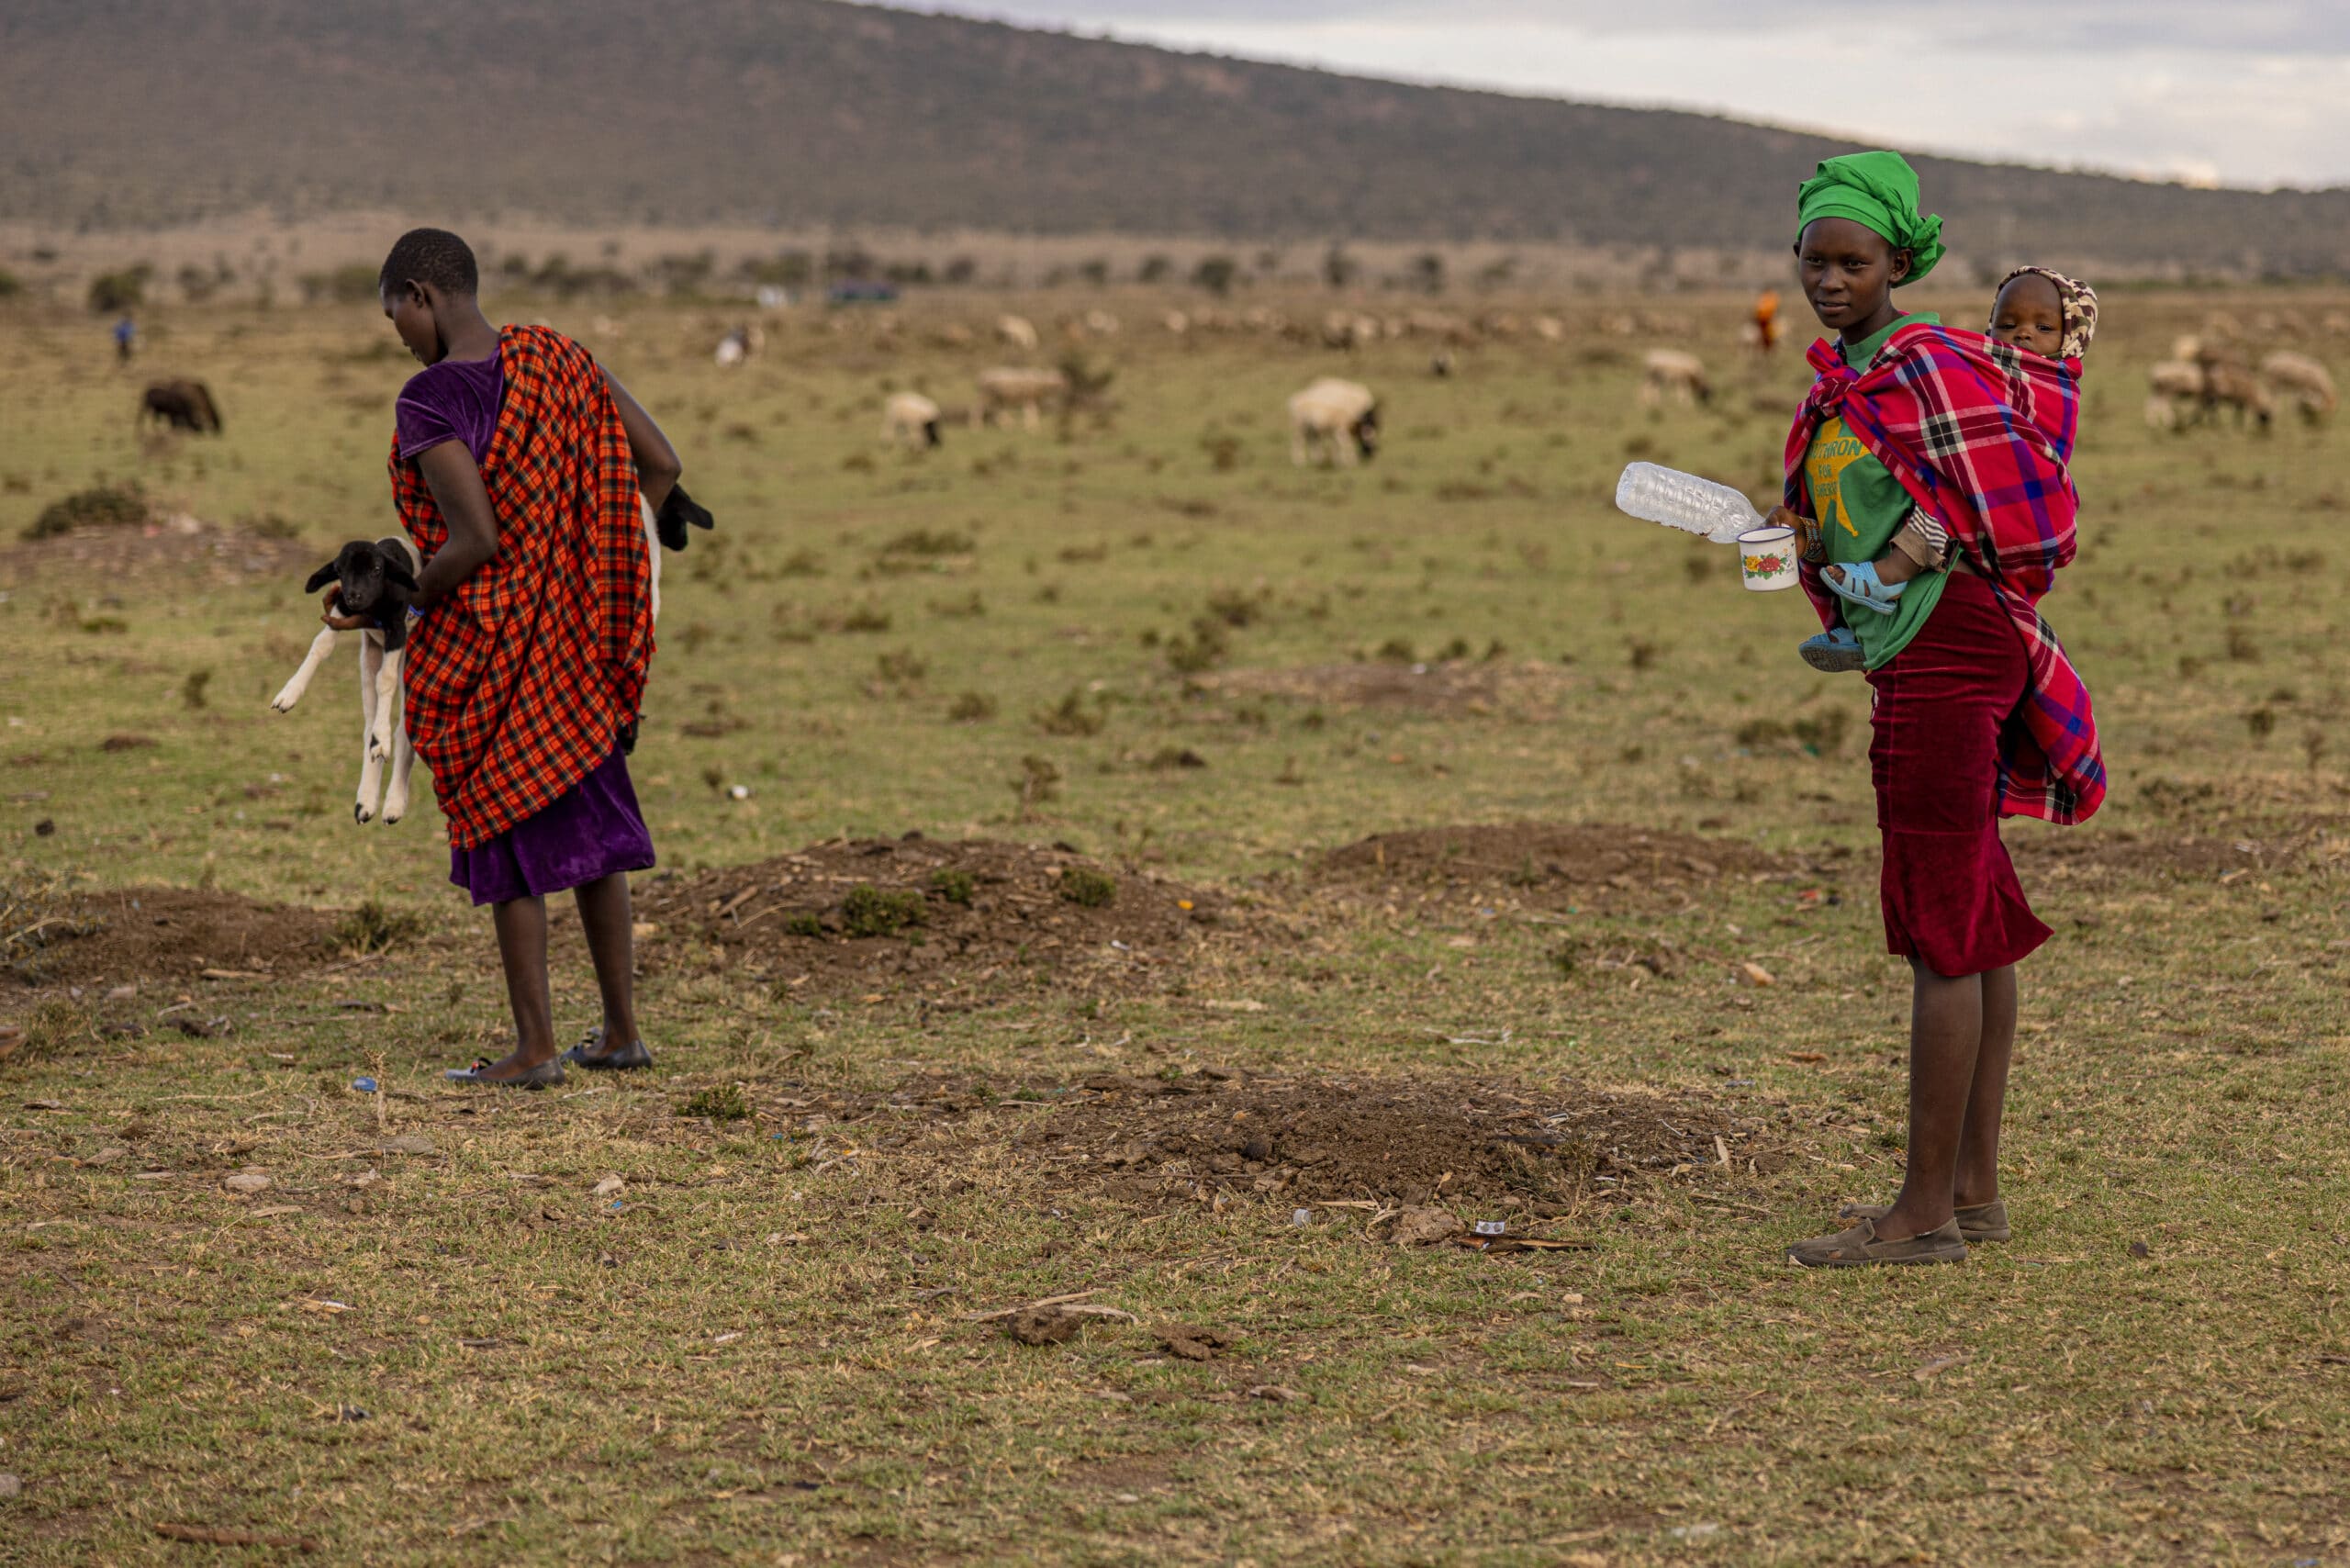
<box><xmin>1</xmin><ymin>286</ymin><xmax>2348</xmax><ymax>1563</ymax></box>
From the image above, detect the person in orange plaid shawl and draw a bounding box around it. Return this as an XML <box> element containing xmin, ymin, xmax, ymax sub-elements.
<box><xmin>329</xmin><ymin>229</ymin><xmax>678</xmax><ymax>1087</ymax></box>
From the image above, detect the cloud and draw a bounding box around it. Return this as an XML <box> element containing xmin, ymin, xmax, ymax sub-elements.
<box><xmin>882</xmin><ymin>2</ymin><xmax>2350</xmax><ymax>186</ymax></box>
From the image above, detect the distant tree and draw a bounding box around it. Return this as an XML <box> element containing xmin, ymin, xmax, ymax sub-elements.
<box><xmin>298</xmin><ymin>263</ymin><xmax>379</xmax><ymax>306</ymax></box>
<box><xmin>87</xmin><ymin>264</ymin><xmax>151</xmax><ymax>313</ymax></box>
<box><xmin>1191</xmin><ymin>254</ymin><xmax>1238</xmax><ymax>297</ymax></box>
<box><xmin>1079</xmin><ymin>257</ymin><xmax>1109</xmax><ymax>287</ymax></box>
<box><xmin>943</xmin><ymin>255</ymin><xmax>978</xmax><ymax>286</ymax></box>
<box><xmin>0</xmin><ymin>268</ymin><xmax>23</xmax><ymax>300</ymax></box>
<box><xmin>1322</xmin><ymin>243</ymin><xmax>1360</xmax><ymax>290</ymax></box>
<box><xmin>1137</xmin><ymin>254</ymin><xmax>1173</xmax><ymax>285</ymax></box>
<box><xmin>1409</xmin><ymin>252</ymin><xmax>1446</xmax><ymax>296</ymax></box>
<box><xmin>1476</xmin><ymin>255</ymin><xmax>1518</xmax><ymax>290</ymax></box>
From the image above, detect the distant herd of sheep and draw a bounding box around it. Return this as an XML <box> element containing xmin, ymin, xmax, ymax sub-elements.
<box><xmin>2145</xmin><ymin>332</ymin><xmax>2336</xmax><ymax>431</ymax></box>
<box><xmin>693</xmin><ymin>301</ymin><xmax>2336</xmax><ymax>467</ymax></box>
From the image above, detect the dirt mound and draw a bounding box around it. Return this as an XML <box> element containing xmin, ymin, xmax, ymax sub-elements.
<box><xmin>2010</xmin><ymin>819</ymin><xmax>2350</xmax><ymax>883</ymax></box>
<box><xmin>876</xmin><ymin>1070</ymin><xmax>1767</xmax><ymax>1212</ymax></box>
<box><xmin>636</xmin><ymin>835</ymin><xmax>1225</xmax><ymax>1001</ymax></box>
<box><xmin>1193</xmin><ymin>658</ymin><xmax>1575</xmax><ymax>715</ymax></box>
<box><xmin>0</xmin><ymin>516</ymin><xmax>311</xmax><ymax>584</ymax></box>
<box><xmin>1314</xmin><ymin>823</ymin><xmax>1790</xmax><ymax>906</ymax></box>
<box><xmin>3</xmin><ymin>885</ymin><xmax>341</xmax><ymax>989</ymax></box>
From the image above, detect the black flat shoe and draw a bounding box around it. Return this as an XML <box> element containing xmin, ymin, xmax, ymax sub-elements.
<box><xmin>443</xmin><ymin>1056</ymin><xmax>567</xmax><ymax>1089</ymax></box>
<box><xmin>564</xmin><ymin>1029</ymin><xmax>653</xmax><ymax>1071</ymax></box>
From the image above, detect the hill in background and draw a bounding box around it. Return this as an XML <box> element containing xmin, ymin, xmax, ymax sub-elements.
<box><xmin>4</xmin><ymin>0</ymin><xmax>2346</xmax><ymax>277</ymax></box>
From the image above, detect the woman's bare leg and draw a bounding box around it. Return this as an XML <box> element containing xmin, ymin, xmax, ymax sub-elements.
<box><xmin>1872</xmin><ymin>962</ymin><xmax>1983</xmax><ymax>1240</ymax></box>
<box><xmin>474</xmin><ymin>894</ymin><xmax>557</xmax><ymax>1079</ymax></box>
<box><xmin>1952</xmin><ymin>964</ymin><xmax>2016</xmax><ymax>1207</ymax></box>
<box><xmin>572</xmin><ymin>871</ymin><xmax>640</xmax><ymax>1052</ymax></box>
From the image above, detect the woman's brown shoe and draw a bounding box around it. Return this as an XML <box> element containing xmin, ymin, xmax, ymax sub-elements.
<box><xmin>1786</xmin><ymin>1215</ymin><xmax>1968</xmax><ymax>1268</ymax></box>
<box><xmin>1838</xmin><ymin>1199</ymin><xmax>2009</xmax><ymax>1243</ymax></box>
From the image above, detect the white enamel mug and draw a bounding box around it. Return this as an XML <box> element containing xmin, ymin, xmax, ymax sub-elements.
<box><xmin>1736</xmin><ymin>525</ymin><xmax>1800</xmax><ymax>591</ymax></box>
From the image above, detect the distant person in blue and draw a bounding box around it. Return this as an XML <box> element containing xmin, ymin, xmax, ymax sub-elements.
<box><xmin>113</xmin><ymin>315</ymin><xmax>136</xmax><ymax>364</ymax></box>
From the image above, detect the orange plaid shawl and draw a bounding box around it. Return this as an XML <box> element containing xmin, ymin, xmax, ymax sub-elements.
<box><xmin>389</xmin><ymin>326</ymin><xmax>654</xmax><ymax>850</ymax></box>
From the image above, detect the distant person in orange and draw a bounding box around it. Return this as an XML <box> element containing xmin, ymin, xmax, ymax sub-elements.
<box><xmin>1751</xmin><ymin>290</ymin><xmax>1781</xmax><ymax>353</ymax></box>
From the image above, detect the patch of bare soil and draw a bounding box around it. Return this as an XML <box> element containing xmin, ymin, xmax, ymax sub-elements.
<box><xmin>4</xmin><ymin>886</ymin><xmax>341</xmax><ymax>990</ymax></box>
<box><xmin>873</xmin><ymin>1070</ymin><xmax>1772</xmax><ymax>1213</ymax></box>
<box><xmin>1192</xmin><ymin>658</ymin><xmax>1575</xmax><ymax>715</ymax></box>
<box><xmin>635</xmin><ymin>835</ymin><xmax>1227</xmax><ymax>1001</ymax></box>
<box><xmin>0</xmin><ymin>518</ymin><xmax>312</xmax><ymax>584</ymax></box>
<box><xmin>2009</xmin><ymin>817</ymin><xmax>2350</xmax><ymax>883</ymax></box>
<box><xmin>1312</xmin><ymin>823</ymin><xmax>1797</xmax><ymax>909</ymax></box>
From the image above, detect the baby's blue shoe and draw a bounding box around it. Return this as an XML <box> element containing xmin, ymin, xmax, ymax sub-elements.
<box><xmin>1799</xmin><ymin>625</ymin><xmax>1865</xmax><ymax>673</ymax></box>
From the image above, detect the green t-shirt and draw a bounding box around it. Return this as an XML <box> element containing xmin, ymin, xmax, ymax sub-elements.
<box><xmin>1805</xmin><ymin>312</ymin><xmax>1947</xmax><ymax>669</ymax></box>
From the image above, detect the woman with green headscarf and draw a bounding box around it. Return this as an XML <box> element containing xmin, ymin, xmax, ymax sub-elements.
<box><xmin>1773</xmin><ymin>151</ymin><xmax>2105</xmax><ymax>1270</ymax></box>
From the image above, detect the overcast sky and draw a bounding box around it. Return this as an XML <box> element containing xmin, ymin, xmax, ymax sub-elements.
<box><xmin>891</xmin><ymin>1</ymin><xmax>2350</xmax><ymax>190</ymax></box>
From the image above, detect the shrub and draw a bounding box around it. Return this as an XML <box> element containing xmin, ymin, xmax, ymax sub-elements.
<box><xmin>880</xmin><ymin>527</ymin><xmax>973</xmax><ymax>556</ymax></box>
<box><xmin>677</xmin><ymin>1084</ymin><xmax>750</xmax><ymax>1122</ymax></box>
<box><xmin>0</xmin><ymin>268</ymin><xmax>23</xmax><ymax>300</ymax></box>
<box><xmin>946</xmin><ymin>691</ymin><xmax>997</xmax><ymax>722</ymax></box>
<box><xmin>87</xmin><ymin>265</ymin><xmax>151</xmax><ymax>313</ymax></box>
<box><xmin>24</xmin><ymin>484</ymin><xmax>146</xmax><ymax>541</ymax></box>
<box><xmin>1058</xmin><ymin>868</ymin><xmax>1117</xmax><ymax>908</ymax></box>
<box><xmin>841</xmin><ymin>885</ymin><xmax>924</xmax><ymax>937</ymax></box>
<box><xmin>1192</xmin><ymin>254</ymin><xmax>1238</xmax><ymax>297</ymax></box>
<box><xmin>1035</xmin><ymin>689</ymin><xmax>1105</xmax><ymax>736</ymax></box>
<box><xmin>928</xmin><ymin>868</ymin><xmax>976</xmax><ymax>906</ymax></box>
<box><xmin>330</xmin><ymin>901</ymin><xmax>427</xmax><ymax>956</ymax></box>
<box><xmin>782</xmin><ymin>913</ymin><xmax>824</xmax><ymax>937</ymax></box>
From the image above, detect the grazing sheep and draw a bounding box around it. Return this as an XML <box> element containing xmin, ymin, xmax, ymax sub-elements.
<box><xmin>1531</xmin><ymin>315</ymin><xmax>1566</xmax><ymax>343</ymax></box>
<box><xmin>1638</xmin><ymin>349</ymin><xmax>1711</xmax><ymax>409</ymax></box>
<box><xmin>1287</xmin><ymin>377</ymin><xmax>1381</xmax><ymax>467</ymax></box>
<box><xmin>882</xmin><ymin>391</ymin><xmax>943</xmax><ymax>448</ymax></box>
<box><xmin>1082</xmin><ymin>309</ymin><xmax>1121</xmax><ymax>339</ymax></box>
<box><xmin>975</xmin><ymin>366</ymin><xmax>1069</xmax><ymax>430</ymax></box>
<box><xmin>1160</xmin><ymin>310</ymin><xmax>1191</xmax><ymax>338</ymax></box>
<box><xmin>2144</xmin><ymin>394</ymin><xmax>2185</xmax><ymax>432</ymax></box>
<box><xmin>714</xmin><ymin>323</ymin><xmax>763</xmax><ymax>366</ymax></box>
<box><xmin>1321</xmin><ymin>310</ymin><xmax>1377</xmax><ymax>351</ymax></box>
<box><xmin>1429</xmin><ymin>351</ymin><xmax>1456</xmax><ymax>378</ymax></box>
<box><xmin>995</xmin><ymin>314</ymin><xmax>1040</xmax><ymax>353</ymax></box>
<box><xmin>2204</xmin><ymin>363</ymin><xmax>2275</xmax><ymax>429</ymax></box>
<box><xmin>2262</xmin><ymin>351</ymin><xmax>2337</xmax><ymax>421</ymax></box>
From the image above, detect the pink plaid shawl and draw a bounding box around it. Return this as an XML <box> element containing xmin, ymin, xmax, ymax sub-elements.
<box><xmin>1786</xmin><ymin>324</ymin><xmax>2105</xmax><ymax>824</ymax></box>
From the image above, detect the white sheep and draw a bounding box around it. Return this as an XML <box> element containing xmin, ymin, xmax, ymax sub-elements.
<box><xmin>882</xmin><ymin>391</ymin><xmax>943</xmax><ymax>449</ymax></box>
<box><xmin>2262</xmin><ymin>351</ymin><xmax>2337</xmax><ymax>421</ymax></box>
<box><xmin>1287</xmin><ymin>377</ymin><xmax>1381</xmax><ymax>467</ymax></box>
<box><xmin>975</xmin><ymin>366</ymin><xmax>1069</xmax><ymax>431</ymax></box>
<box><xmin>1638</xmin><ymin>349</ymin><xmax>1711</xmax><ymax>409</ymax></box>
<box><xmin>995</xmin><ymin>314</ymin><xmax>1040</xmax><ymax>353</ymax></box>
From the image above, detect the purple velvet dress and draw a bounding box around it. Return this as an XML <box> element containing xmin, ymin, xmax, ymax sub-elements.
<box><xmin>397</xmin><ymin>354</ymin><xmax>657</xmax><ymax>908</ymax></box>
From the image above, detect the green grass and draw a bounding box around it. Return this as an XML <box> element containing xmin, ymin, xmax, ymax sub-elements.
<box><xmin>1</xmin><ymin>288</ymin><xmax>2347</xmax><ymax>1563</ymax></box>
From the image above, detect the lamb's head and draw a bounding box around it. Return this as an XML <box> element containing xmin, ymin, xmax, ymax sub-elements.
<box><xmin>1352</xmin><ymin>405</ymin><xmax>1382</xmax><ymax>461</ymax></box>
<box><xmin>305</xmin><ymin>540</ymin><xmax>418</xmax><ymax>621</ymax></box>
<box><xmin>922</xmin><ymin>418</ymin><xmax>943</xmax><ymax>448</ymax></box>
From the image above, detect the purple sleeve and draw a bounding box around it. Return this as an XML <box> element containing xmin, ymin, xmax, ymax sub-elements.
<box><xmin>396</xmin><ymin>381</ymin><xmax>462</xmax><ymax>462</ymax></box>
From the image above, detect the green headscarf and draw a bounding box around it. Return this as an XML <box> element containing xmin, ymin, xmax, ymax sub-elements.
<box><xmin>1796</xmin><ymin>151</ymin><xmax>1946</xmax><ymax>286</ymax></box>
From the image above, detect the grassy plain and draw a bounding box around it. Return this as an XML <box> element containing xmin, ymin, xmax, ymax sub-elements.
<box><xmin>2</xmin><ymin>284</ymin><xmax>2347</xmax><ymax>1564</ymax></box>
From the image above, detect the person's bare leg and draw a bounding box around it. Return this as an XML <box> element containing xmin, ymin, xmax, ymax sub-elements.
<box><xmin>1951</xmin><ymin>963</ymin><xmax>2017</xmax><ymax>1208</ymax></box>
<box><xmin>1874</xmin><ymin>962</ymin><xmax>1983</xmax><ymax>1240</ymax></box>
<box><xmin>572</xmin><ymin>871</ymin><xmax>640</xmax><ymax>1055</ymax></box>
<box><xmin>475</xmin><ymin>894</ymin><xmax>557</xmax><ymax>1079</ymax></box>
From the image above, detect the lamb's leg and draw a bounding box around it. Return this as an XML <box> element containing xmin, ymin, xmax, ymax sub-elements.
<box><xmin>643</xmin><ymin>506</ymin><xmax>662</xmax><ymax>624</ymax></box>
<box><xmin>355</xmin><ymin>636</ymin><xmax>385</xmax><ymax>823</ymax></box>
<box><xmin>382</xmin><ymin>706</ymin><xmax>416</xmax><ymax>824</ymax></box>
<box><xmin>1336</xmin><ymin>425</ymin><xmax>1359</xmax><ymax>468</ymax></box>
<box><xmin>1292</xmin><ymin>424</ymin><xmax>1309</xmax><ymax>467</ymax></box>
<box><xmin>368</xmin><ymin>642</ymin><xmax>401</xmax><ymax>761</ymax></box>
<box><xmin>271</xmin><ymin>627</ymin><xmax>340</xmax><ymax>712</ymax></box>
<box><xmin>1023</xmin><ymin>400</ymin><xmax>1041</xmax><ymax>432</ymax></box>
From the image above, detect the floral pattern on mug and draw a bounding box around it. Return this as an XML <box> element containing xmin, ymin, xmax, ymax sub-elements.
<box><xmin>1743</xmin><ymin>551</ymin><xmax>1790</xmax><ymax>576</ymax></box>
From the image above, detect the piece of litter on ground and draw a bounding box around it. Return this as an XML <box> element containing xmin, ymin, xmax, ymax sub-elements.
<box><xmin>350</xmin><ymin>1077</ymin><xmax>377</xmax><ymax>1094</ymax></box>
<box><xmin>713</xmin><ymin>1332</ymin><xmax>743</xmax><ymax>1344</ymax></box>
<box><xmin>298</xmin><ymin>1298</ymin><xmax>354</xmax><ymax>1315</ymax></box>
<box><xmin>221</xmin><ymin>1170</ymin><xmax>271</xmax><ymax>1195</ymax></box>
<box><xmin>591</xmin><ymin>1174</ymin><xmax>625</xmax><ymax>1197</ymax></box>
<box><xmin>1248</xmin><ymin>1383</ymin><xmax>1306</xmax><ymax>1404</ymax></box>
<box><xmin>1740</xmin><ymin>962</ymin><xmax>1775</xmax><ymax>987</ymax></box>
<box><xmin>379</xmin><ymin>1135</ymin><xmax>435</xmax><ymax>1156</ymax></box>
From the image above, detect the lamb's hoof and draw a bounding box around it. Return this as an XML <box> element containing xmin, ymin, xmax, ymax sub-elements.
<box><xmin>269</xmin><ymin>693</ymin><xmax>297</xmax><ymax>713</ymax></box>
<box><xmin>383</xmin><ymin>800</ymin><xmax>406</xmax><ymax>824</ymax></box>
<box><xmin>354</xmin><ymin>801</ymin><xmax>374</xmax><ymax>824</ymax></box>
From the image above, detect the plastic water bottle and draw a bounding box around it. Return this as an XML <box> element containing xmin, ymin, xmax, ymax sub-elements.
<box><xmin>1615</xmin><ymin>463</ymin><xmax>1765</xmax><ymax>543</ymax></box>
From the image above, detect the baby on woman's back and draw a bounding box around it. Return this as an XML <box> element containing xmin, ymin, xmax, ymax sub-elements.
<box><xmin>1797</xmin><ymin>265</ymin><xmax>2098</xmax><ymax>674</ymax></box>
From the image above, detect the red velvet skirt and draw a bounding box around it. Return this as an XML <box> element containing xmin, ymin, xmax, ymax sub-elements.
<box><xmin>1866</xmin><ymin>572</ymin><xmax>2052</xmax><ymax>977</ymax></box>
